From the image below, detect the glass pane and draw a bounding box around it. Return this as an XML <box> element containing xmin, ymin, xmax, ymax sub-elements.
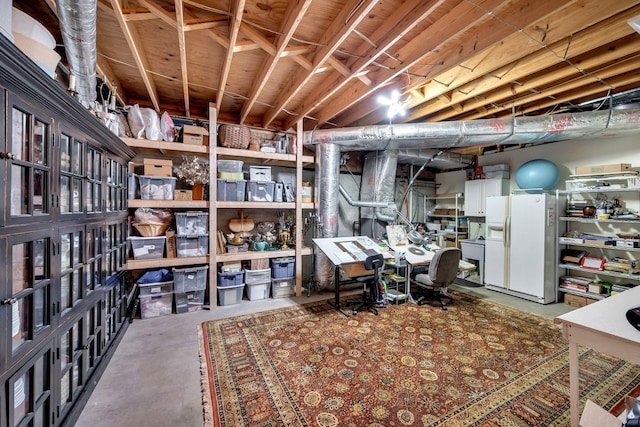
<box><xmin>73</xmin><ymin>360</ymin><xmax>81</xmax><ymax>390</ymax></box>
<box><xmin>35</xmin><ymin>402</ymin><xmax>49</xmax><ymax>427</ymax></box>
<box><xmin>60</xmin><ymin>274</ymin><xmax>71</xmax><ymax>311</ymax></box>
<box><xmin>34</xmin><ymin>353</ymin><xmax>47</xmax><ymax>399</ymax></box>
<box><xmin>33</xmin><ymin>169</ymin><xmax>46</xmax><ymax>214</ymax></box>
<box><xmin>61</xmin><ymin>233</ymin><xmax>70</xmax><ymax>269</ymax></box>
<box><xmin>34</xmin><ymin>238</ymin><xmax>47</xmax><ymax>281</ymax></box>
<box><xmin>11</xmin><ymin>243</ymin><xmax>29</xmax><ymax>294</ymax></box>
<box><xmin>34</xmin><ymin>287</ymin><xmax>46</xmax><ymax>330</ymax></box>
<box><xmin>61</xmin><ymin>330</ymin><xmax>71</xmax><ymax>369</ymax></box>
<box><xmin>94</xmin><ymin>183</ymin><xmax>102</xmax><ymax>211</ymax></box>
<box><xmin>13</xmin><ymin>370</ymin><xmax>30</xmax><ymax>426</ymax></box>
<box><xmin>94</xmin><ymin>152</ymin><xmax>102</xmax><ymax>180</ymax></box>
<box><xmin>60</xmin><ymin>134</ymin><xmax>70</xmax><ymax>172</ymax></box>
<box><xmin>72</xmin><ymin>231</ymin><xmax>81</xmax><ymax>265</ymax></box>
<box><xmin>85</xmin><ymin>262</ymin><xmax>94</xmax><ymax>292</ymax></box>
<box><xmin>72</xmin><ymin>140</ymin><xmax>82</xmax><ymax>174</ymax></box>
<box><xmin>73</xmin><ymin>321</ymin><xmax>80</xmax><ymax>349</ymax></box>
<box><xmin>72</xmin><ymin>269</ymin><xmax>81</xmax><ymax>303</ymax></box>
<box><xmin>86</xmin><ymin>182</ymin><xmax>93</xmax><ymax>212</ymax></box>
<box><xmin>60</xmin><ymin>175</ymin><xmax>70</xmax><ymax>213</ymax></box>
<box><xmin>10</xmin><ymin>165</ymin><xmax>28</xmax><ymax>215</ymax></box>
<box><xmin>71</xmin><ymin>177</ymin><xmax>81</xmax><ymax>212</ymax></box>
<box><xmin>33</xmin><ymin>119</ymin><xmax>46</xmax><ymax>165</ymax></box>
<box><xmin>60</xmin><ymin>370</ymin><xmax>70</xmax><ymax>409</ymax></box>
<box><xmin>12</xmin><ymin>297</ymin><xmax>29</xmax><ymax>351</ymax></box>
<box><xmin>11</xmin><ymin>107</ymin><xmax>28</xmax><ymax>161</ymax></box>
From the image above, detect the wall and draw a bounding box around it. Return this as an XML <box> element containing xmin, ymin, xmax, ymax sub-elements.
<box><xmin>436</xmin><ymin>133</ymin><xmax>640</xmax><ymax>238</ymax></box>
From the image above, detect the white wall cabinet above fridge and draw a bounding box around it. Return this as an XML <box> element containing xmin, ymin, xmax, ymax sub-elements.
<box><xmin>464</xmin><ymin>178</ymin><xmax>509</xmax><ymax>216</ymax></box>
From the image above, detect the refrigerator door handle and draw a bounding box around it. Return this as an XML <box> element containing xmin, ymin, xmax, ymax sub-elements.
<box><xmin>505</xmin><ymin>216</ymin><xmax>510</xmax><ymax>248</ymax></box>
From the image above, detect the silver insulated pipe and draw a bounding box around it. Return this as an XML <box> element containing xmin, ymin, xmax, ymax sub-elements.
<box><xmin>56</xmin><ymin>0</ymin><xmax>97</xmax><ymax>106</ymax></box>
<box><xmin>314</xmin><ymin>141</ymin><xmax>341</xmax><ymax>290</ymax></box>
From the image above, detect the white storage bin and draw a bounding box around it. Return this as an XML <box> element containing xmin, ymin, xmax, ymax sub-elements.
<box><xmin>246</xmin><ymin>282</ymin><xmax>269</xmax><ymax>300</ymax></box>
<box><xmin>244</xmin><ymin>268</ymin><xmax>271</xmax><ymax>284</ymax></box>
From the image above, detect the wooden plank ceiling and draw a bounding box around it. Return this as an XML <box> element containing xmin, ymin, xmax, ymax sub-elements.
<box><xmin>17</xmin><ymin>0</ymin><xmax>640</xmax><ymax>151</ymax></box>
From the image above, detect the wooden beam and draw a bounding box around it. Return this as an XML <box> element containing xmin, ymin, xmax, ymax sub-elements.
<box><xmin>108</xmin><ymin>0</ymin><xmax>161</xmax><ymax>112</ymax></box>
<box><xmin>239</xmin><ymin>0</ymin><xmax>312</xmax><ymax>123</ymax></box>
<box><xmin>263</xmin><ymin>0</ymin><xmax>379</xmax><ymax>128</ymax></box>
<box><xmin>134</xmin><ymin>1</ymin><xmax>177</xmax><ymax>28</ymax></box>
<box><xmin>239</xmin><ymin>22</ymin><xmax>277</xmax><ymax>56</ymax></box>
<box><xmin>216</xmin><ymin>0</ymin><xmax>246</xmax><ymax>109</ymax></box>
<box><xmin>174</xmin><ymin>0</ymin><xmax>190</xmax><ymax>116</ymax></box>
<box><xmin>281</xmin><ymin>0</ymin><xmax>446</xmax><ymax>130</ymax></box>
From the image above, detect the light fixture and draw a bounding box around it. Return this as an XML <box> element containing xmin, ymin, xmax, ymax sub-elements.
<box><xmin>377</xmin><ymin>90</ymin><xmax>411</xmax><ymax>119</ymax></box>
<box><xmin>628</xmin><ymin>15</ymin><xmax>640</xmax><ymax>34</ymax></box>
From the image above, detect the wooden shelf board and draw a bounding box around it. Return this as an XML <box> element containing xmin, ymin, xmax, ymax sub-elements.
<box><xmin>123</xmin><ymin>137</ymin><xmax>209</xmax><ymax>154</ymax></box>
<box><xmin>216</xmin><ymin>201</ymin><xmax>296</xmax><ymax>209</ymax></box>
<box><xmin>125</xmin><ymin>256</ymin><xmax>209</xmax><ymax>270</ymax></box>
<box><xmin>215</xmin><ymin>249</ymin><xmax>297</xmax><ymax>262</ymax></box>
<box><xmin>128</xmin><ymin>199</ymin><xmax>210</xmax><ymax>208</ymax></box>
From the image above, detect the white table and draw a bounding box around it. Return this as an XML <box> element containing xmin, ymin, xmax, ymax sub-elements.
<box><xmin>555</xmin><ymin>287</ymin><xmax>640</xmax><ymax>427</ymax></box>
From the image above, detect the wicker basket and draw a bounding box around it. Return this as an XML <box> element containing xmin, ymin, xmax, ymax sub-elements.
<box><xmin>218</xmin><ymin>124</ymin><xmax>250</xmax><ymax>149</ymax></box>
<box><xmin>133</xmin><ymin>222</ymin><xmax>170</xmax><ymax>237</ymax></box>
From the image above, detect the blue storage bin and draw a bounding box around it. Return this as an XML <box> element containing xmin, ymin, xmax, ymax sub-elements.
<box><xmin>271</xmin><ymin>258</ymin><xmax>295</xmax><ymax>278</ymax></box>
<box><xmin>218</xmin><ymin>271</ymin><xmax>244</xmax><ymax>287</ymax></box>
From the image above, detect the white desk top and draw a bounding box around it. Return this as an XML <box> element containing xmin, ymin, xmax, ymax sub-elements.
<box><xmin>555</xmin><ymin>285</ymin><xmax>640</xmax><ymax>345</ymax></box>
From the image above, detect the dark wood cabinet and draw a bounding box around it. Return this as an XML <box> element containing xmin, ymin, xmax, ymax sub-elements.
<box><xmin>0</xmin><ymin>35</ymin><xmax>135</xmax><ymax>427</ymax></box>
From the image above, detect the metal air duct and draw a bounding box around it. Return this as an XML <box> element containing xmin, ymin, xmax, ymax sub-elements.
<box><xmin>56</xmin><ymin>0</ymin><xmax>97</xmax><ymax>106</ymax></box>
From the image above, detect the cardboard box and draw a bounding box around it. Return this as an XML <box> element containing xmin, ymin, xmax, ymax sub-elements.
<box><xmin>174</xmin><ymin>189</ymin><xmax>192</xmax><ymax>200</ymax></box>
<box><xmin>579</xmin><ymin>396</ymin><xmax>639</xmax><ymax>427</ymax></box>
<box><xmin>575</xmin><ymin>163</ymin><xmax>631</xmax><ymax>175</ymax></box>
<box><xmin>181</xmin><ymin>125</ymin><xmax>209</xmax><ymax>145</ymax></box>
<box><xmin>143</xmin><ymin>158</ymin><xmax>173</xmax><ymax>177</ymax></box>
<box><xmin>341</xmin><ymin>262</ymin><xmax>373</xmax><ymax>278</ymax></box>
<box><xmin>165</xmin><ymin>230</ymin><xmax>176</xmax><ymax>258</ymax></box>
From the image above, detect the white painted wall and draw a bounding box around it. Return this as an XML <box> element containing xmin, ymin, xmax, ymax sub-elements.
<box><xmin>435</xmin><ymin>133</ymin><xmax>640</xmax><ymax>238</ymax></box>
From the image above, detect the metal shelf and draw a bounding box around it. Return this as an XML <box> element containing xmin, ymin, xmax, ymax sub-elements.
<box><xmin>559</xmin><ymin>216</ymin><xmax>640</xmax><ymax>224</ymax></box>
<box><xmin>558</xmin><ymin>263</ymin><xmax>640</xmax><ymax>281</ymax></box>
<box><xmin>558</xmin><ymin>241</ymin><xmax>640</xmax><ymax>253</ymax></box>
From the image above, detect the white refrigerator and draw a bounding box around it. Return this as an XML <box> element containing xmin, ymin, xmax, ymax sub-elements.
<box><xmin>484</xmin><ymin>194</ymin><xmax>561</xmax><ymax>304</ymax></box>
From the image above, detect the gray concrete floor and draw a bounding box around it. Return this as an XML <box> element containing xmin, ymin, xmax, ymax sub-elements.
<box><xmin>75</xmin><ymin>285</ymin><xmax>575</xmax><ymax>427</ymax></box>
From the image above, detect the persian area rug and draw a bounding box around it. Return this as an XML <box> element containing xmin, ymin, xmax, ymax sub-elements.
<box><xmin>199</xmin><ymin>292</ymin><xmax>640</xmax><ymax>426</ymax></box>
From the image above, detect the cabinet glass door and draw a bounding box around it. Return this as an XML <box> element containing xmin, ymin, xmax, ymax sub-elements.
<box><xmin>106</xmin><ymin>158</ymin><xmax>126</xmax><ymax>213</ymax></box>
<box><xmin>6</xmin><ymin>96</ymin><xmax>52</xmax><ymax>226</ymax></box>
<box><xmin>58</xmin><ymin>318</ymin><xmax>86</xmax><ymax>423</ymax></box>
<box><xmin>5</xmin><ymin>232</ymin><xmax>52</xmax><ymax>367</ymax></box>
<box><xmin>86</xmin><ymin>147</ymin><xmax>103</xmax><ymax>214</ymax></box>
<box><xmin>59</xmin><ymin>131</ymin><xmax>84</xmax><ymax>217</ymax></box>
<box><xmin>59</xmin><ymin>226</ymin><xmax>85</xmax><ymax>317</ymax></box>
<box><xmin>6</xmin><ymin>345</ymin><xmax>52</xmax><ymax>427</ymax></box>
<box><xmin>85</xmin><ymin>225</ymin><xmax>103</xmax><ymax>293</ymax></box>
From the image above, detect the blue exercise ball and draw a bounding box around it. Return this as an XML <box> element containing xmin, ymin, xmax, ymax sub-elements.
<box><xmin>515</xmin><ymin>159</ymin><xmax>560</xmax><ymax>191</ymax></box>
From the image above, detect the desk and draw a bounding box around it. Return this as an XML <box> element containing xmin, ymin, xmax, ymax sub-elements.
<box><xmin>555</xmin><ymin>287</ymin><xmax>640</xmax><ymax>427</ymax></box>
<box><xmin>313</xmin><ymin>236</ymin><xmax>391</xmax><ymax>316</ymax></box>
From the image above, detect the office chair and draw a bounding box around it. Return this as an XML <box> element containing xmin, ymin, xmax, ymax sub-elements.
<box><xmin>349</xmin><ymin>253</ymin><xmax>385</xmax><ymax>315</ymax></box>
<box><xmin>413</xmin><ymin>248</ymin><xmax>461</xmax><ymax>310</ymax></box>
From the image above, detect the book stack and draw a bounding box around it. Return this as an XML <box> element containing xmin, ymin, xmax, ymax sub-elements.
<box><xmin>560</xmin><ymin>276</ymin><xmax>592</xmax><ymax>292</ymax></box>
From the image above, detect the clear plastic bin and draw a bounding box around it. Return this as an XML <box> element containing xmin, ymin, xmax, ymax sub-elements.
<box><xmin>217</xmin><ymin>159</ymin><xmax>243</xmax><ymax>172</ymax></box>
<box><xmin>175</xmin><ymin>290</ymin><xmax>205</xmax><ymax>313</ymax></box>
<box><xmin>139</xmin><ymin>293</ymin><xmax>173</xmax><ymax>318</ymax></box>
<box><xmin>138</xmin><ymin>175</ymin><xmax>177</xmax><ymax>200</ymax></box>
<box><xmin>246</xmin><ymin>282</ymin><xmax>269</xmax><ymax>300</ymax></box>
<box><xmin>246</xmin><ymin>181</ymin><xmax>275</xmax><ymax>202</ymax></box>
<box><xmin>244</xmin><ymin>268</ymin><xmax>271</xmax><ymax>284</ymax></box>
<box><xmin>271</xmin><ymin>278</ymin><xmax>295</xmax><ymax>298</ymax></box>
<box><xmin>175</xmin><ymin>211</ymin><xmax>209</xmax><ymax>235</ymax></box>
<box><xmin>176</xmin><ymin>235</ymin><xmax>209</xmax><ymax>257</ymax></box>
<box><xmin>217</xmin><ymin>179</ymin><xmax>246</xmax><ymax>201</ymax></box>
<box><xmin>129</xmin><ymin>236</ymin><xmax>166</xmax><ymax>260</ymax></box>
<box><xmin>217</xmin><ymin>283</ymin><xmax>244</xmax><ymax>306</ymax></box>
<box><xmin>138</xmin><ymin>281</ymin><xmax>174</xmax><ymax>296</ymax></box>
<box><xmin>173</xmin><ymin>265</ymin><xmax>208</xmax><ymax>292</ymax></box>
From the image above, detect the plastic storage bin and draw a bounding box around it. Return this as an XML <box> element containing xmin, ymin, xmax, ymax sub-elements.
<box><xmin>217</xmin><ymin>283</ymin><xmax>244</xmax><ymax>306</ymax></box>
<box><xmin>129</xmin><ymin>236</ymin><xmax>166</xmax><ymax>260</ymax></box>
<box><xmin>175</xmin><ymin>211</ymin><xmax>209</xmax><ymax>235</ymax></box>
<box><xmin>138</xmin><ymin>281</ymin><xmax>173</xmax><ymax>296</ymax></box>
<box><xmin>173</xmin><ymin>265</ymin><xmax>208</xmax><ymax>292</ymax></box>
<box><xmin>271</xmin><ymin>258</ymin><xmax>295</xmax><ymax>278</ymax></box>
<box><xmin>244</xmin><ymin>268</ymin><xmax>271</xmax><ymax>284</ymax></box>
<box><xmin>218</xmin><ymin>271</ymin><xmax>244</xmax><ymax>287</ymax></box>
<box><xmin>217</xmin><ymin>179</ymin><xmax>246</xmax><ymax>201</ymax></box>
<box><xmin>139</xmin><ymin>293</ymin><xmax>173</xmax><ymax>319</ymax></box>
<box><xmin>246</xmin><ymin>282</ymin><xmax>269</xmax><ymax>300</ymax></box>
<box><xmin>128</xmin><ymin>173</ymin><xmax>138</xmax><ymax>199</ymax></box>
<box><xmin>271</xmin><ymin>278</ymin><xmax>295</xmax><ymax>298</ymax></box>
<box><xmin>176</xmin><ymin>234</ymin><xmax>209</xmax><ymax>257</ymax></box>
<box><xmin>217</xmin><ymin>159</ymin><xmax>243</xmax><ymax>172</ymax></box>
<box><xmin>246</xmin><ymin>181</ymin><xmax>275</xmax><ymax>202</ymax></box>
<box><xmin>138</xmin><ymin>175</ymin><xmax>177</xmax><ymax>200</ymax></box>
<box><xmin>175</xmin><ymin>290</ymin><xmax>205</xmax><ymax>313</ymax></box>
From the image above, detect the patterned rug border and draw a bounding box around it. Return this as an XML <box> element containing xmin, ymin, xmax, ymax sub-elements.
<box><xmin>198</xmin><ymin>290</ymin><xmax>640</xmax><ymax>426</ymax></box>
